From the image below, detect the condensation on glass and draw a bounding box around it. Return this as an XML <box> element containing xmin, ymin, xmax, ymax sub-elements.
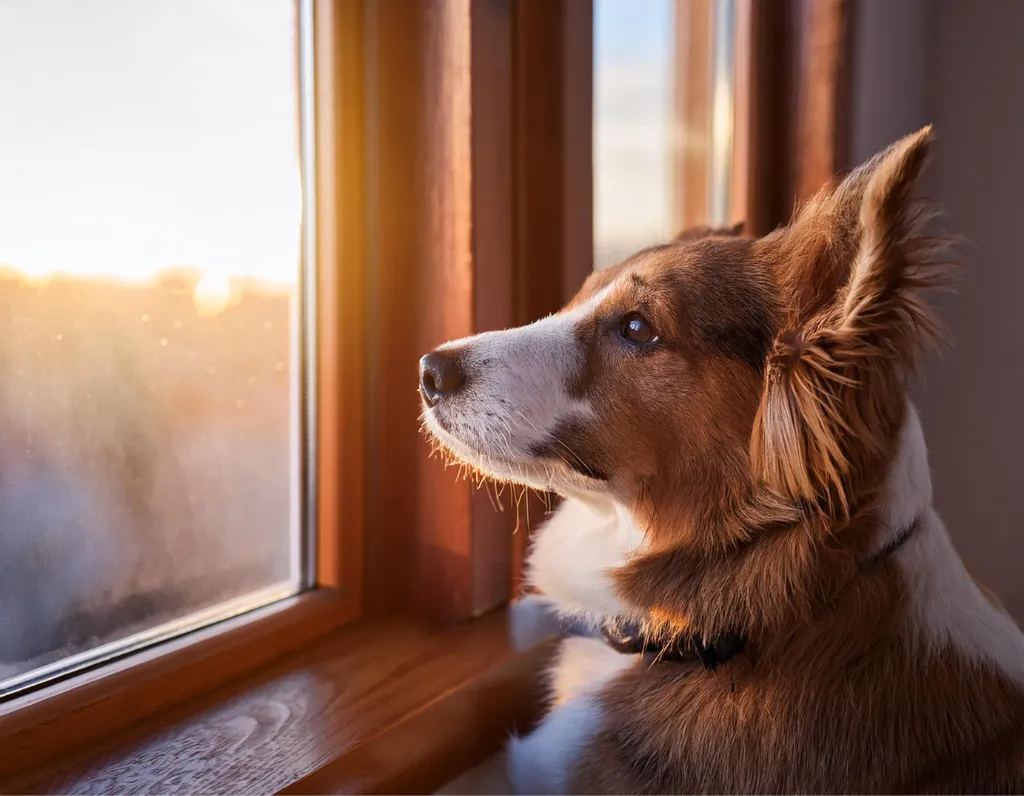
<box><xmin>0</xmin><ymin>0</ymin><xmax>315</xmax><ymax>698</ymax></box>
<box><xmin>594</xmin><ymin>0</ymin><xmax>738</xmax><ymax>270</ymax></box>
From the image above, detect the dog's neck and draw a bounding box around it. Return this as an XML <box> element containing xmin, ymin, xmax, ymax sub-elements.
<box><xmin>525</xmin><ymin>401</ymin><xmax>936</xmax><ymax>634</ymax></box>
<box><xmin>874</xmin><ymin>402</ymin><xmax>933</xmax><ymax>554</ymax></box>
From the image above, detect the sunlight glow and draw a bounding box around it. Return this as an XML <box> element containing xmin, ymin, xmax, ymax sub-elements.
<box><xmin>193</xmin><ymin>273</ymin><xmax>235</xmax><ymax>316</ymax></box>
<box><xmin>0</xmin><ymin>0</ymin><xmax>301</xmax><ymax>289</ymax></box>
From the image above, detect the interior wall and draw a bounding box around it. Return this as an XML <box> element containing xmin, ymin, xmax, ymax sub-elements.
<box><xmin>850</xmin><ymin>0</ymin><xmax>1024</xmax><ymax>620</ymax></box>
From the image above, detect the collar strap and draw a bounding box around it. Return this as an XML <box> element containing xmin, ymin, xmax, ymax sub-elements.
<box><xmin>600</xmin><ymin>514</ymin><xmax>923</xmax><ymax>669</ymax></box>
<box><xmin>599</xmin><ymin>620</ymin><xmax>746</xmax><ymax>670</ymax></box>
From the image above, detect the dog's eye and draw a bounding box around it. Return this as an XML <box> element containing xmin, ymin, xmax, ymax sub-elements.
<box><xmin>619</xmin><ymin>313</ymin><xmax>658</xmax><ymax>345</ymax></box>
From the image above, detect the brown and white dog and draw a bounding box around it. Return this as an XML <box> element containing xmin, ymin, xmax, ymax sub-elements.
<box><xmin>419</xmin><ymin>127</ymin><xmax>1024</xmax><ymax>793</ymax></box>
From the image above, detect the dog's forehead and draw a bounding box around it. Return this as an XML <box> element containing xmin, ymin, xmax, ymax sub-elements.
<box><xmin>570</xmin><ymin>237</ymin><xmax>765</xmax><ymax>312</ymax></box>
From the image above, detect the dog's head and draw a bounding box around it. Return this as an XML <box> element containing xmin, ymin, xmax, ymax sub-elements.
<box><xmin>420</xmin><ymin>127</ymin><xmax>949</xmax><ymax>540</ymax></box>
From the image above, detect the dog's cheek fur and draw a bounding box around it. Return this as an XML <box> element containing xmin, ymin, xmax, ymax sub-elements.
<box><xmin>584</xmin><ymin>351</ymin><xmax>767</xmax><ymax>545</ymax></box>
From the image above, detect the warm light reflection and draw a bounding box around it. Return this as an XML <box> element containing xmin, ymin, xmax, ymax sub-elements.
<box><xmin>193</xmin><ymin>273</ymin><xmax>235</xmax><ymax>316</ymax></box>
<box><xmin>0</xmin><ymin>0</ymin><xmax>304</xmax><ymax>696</ymax></box>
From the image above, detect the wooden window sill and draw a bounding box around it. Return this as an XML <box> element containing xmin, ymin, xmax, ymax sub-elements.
<box><xmin>0</xmin><ymin>600</ymin><xmax>559</xmax><ymax>795</ymax></box>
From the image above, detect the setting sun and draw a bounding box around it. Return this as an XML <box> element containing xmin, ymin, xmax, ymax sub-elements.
<box><xmin>193</xmin><ymin>273</ymin><xmax>234</xmax><ymax>316</ymax></box>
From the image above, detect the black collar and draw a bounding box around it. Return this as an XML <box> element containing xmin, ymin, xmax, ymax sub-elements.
<box><xmin>599</xmin><ymin>620</ymin><xmax>746</xmax><ymax>670</ymax></box>
<box><xmin>599</xmin><ymin>514</ymin><xmax>923</xmax><ymax>670</ymax></box>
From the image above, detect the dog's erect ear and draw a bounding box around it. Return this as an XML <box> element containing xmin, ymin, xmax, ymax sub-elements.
<box><xmin>751</xmin><ymin>126</ymin><xmax>952</xmax><ymax>515</ymax></box>
<box><xmin>674</xmin><ymin>220</ymin><xmax>745</xmax><ymax>242</ymax></box>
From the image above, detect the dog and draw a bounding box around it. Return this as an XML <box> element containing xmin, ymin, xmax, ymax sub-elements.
<box><xmin>419</xmin><ymin>126</ymin><xmax>1024</xmax><ymax>793</ymax></box>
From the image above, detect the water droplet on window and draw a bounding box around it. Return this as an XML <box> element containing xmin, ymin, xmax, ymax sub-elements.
<box><xmin>159</xmin><ymin>338</ymin><xmax>168</xmax><ymax>347</ymax></box>
<box><xmin>141</xmin><ymin>314</ymin><xmax>150</xmax><ymax>322</ymax></box>
<box><xmin>55</xmin><ymin>333</ymin><xmax>63</xmax><ymax>341</ymax></box>
<box><xmin>275</xmin><ymin>362</ymin><xmax>285</xmax><ymax>372</ymax></box>
<box><xmin>263</xmin><ymin>321</ymin><xmax>272</xmax><ymax>330</ymax></box>
<box><xmin>247</xmin><ymin>376</ymin><xmax>257</xmax><ymax>386</ymax></box>
<box><xmin>173</xmin><ymin>320</ymin><xmax>183</xmax><ymax>330</ymax></box>
<box><xmin>236</xmin><ymin>399</ymin><xmax>246</xmax><ymax>409</ymax></box>
<box><xmin>205</xmin><ymin>365</ymin><xmax>215</xmax><ymax>374</ymax></box>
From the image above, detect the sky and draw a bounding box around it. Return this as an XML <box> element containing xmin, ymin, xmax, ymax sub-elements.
<box><xmin>0</xmin><ymin>0</ymin><xmax>301</xmax><ymax>287</ymax></box>
<box><xmin>0</xmin><ymin>0</ymin><xmax>673</xmax><ymax>282</ymax></box>
<box><xmin>594</xmin><ymin>0</ymin><xmax>675</xmax><ymax>266</ymax></box>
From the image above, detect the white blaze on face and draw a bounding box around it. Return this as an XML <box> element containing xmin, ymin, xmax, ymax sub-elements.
<box><xmin>421</xmin><ymin>281</ymin><xmax>621</xmax><ymax>491</ymax></box>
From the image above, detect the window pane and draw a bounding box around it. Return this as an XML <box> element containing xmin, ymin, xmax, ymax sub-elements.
<box><xmin>594</xmin><ymin>0</ymin><xmax>739</xmax><ymax>270</ymax></box>
<box><xmin>594</xmin><ymin>0</ymin><xmax>676</xmax><ymax>270</ymax></box>
<box><xmin>0</xmin><ymin>0</ymin><xmax>307</xmax><ymax>696</ymax></box>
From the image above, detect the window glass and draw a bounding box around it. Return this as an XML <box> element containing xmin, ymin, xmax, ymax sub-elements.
<box><xmin>594</xmin><ymin>0</ymin><xmax>739</xmax><ymax>270</ymax></box>
<box><xmin>0</xmin><ymin>0</ymin><xmax>307</xmax><ymax>697</ymax></box>
<box><xmin>594</xmin><ymin>0</ymin><xmax>675</xmax><ymax>269</ymax></box>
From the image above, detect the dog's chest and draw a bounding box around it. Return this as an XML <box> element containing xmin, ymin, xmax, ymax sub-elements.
<box><xmin>524</xmin><ymin>498</ymin><xmax>645</xmax><ymax>627</ymax></box>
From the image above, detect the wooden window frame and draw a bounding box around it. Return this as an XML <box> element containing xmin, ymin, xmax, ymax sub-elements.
<box><xmin>673</xmin><ymin>0</ymin><xmax>852</xmax><ymax>237</ymax></box>
<box><xmin>0</xmin><ymin>0</ymin><xmax>363</xmax><ymax>777</ymax></box>
<box><xmin>0</xmin><ymin>0</ymin><xmax>853</xmax><ymax>791</ymax></box>
<box><xmin>0</xmin><ymin>0</ymin><xmax>584</xmax><ymax>789</ymax></box>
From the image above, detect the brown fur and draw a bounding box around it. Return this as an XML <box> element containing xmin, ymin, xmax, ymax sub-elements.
<box><xmin>422</xmin><ymin>126</ymin><xmax>1021</xmax><ymax>792</ymax></box>
<box><xmin>577</xmin><ymin>561</ymin><xmax>1024</xmax><ymax>794</ymax></box>
<box><xmin>560</xmin><ymin>128</ymin><xmax>1024</xmax><ymax>792</ymax></box>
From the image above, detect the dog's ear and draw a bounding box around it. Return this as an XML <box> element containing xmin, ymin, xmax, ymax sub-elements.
<box><xmin>750</xmin><ymin>126</ymin><xmax>952</xmax><ymax>515</ymax></box>
<box><xmin>674</xmin><ymin>220</ymin><xmax>745</xmax><ymax>242</ymax></box>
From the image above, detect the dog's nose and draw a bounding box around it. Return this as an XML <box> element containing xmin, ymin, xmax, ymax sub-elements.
<box><xmin>419</xmin><ymin>349</ymin><xmax>466</xmax><ymax>407</ymax></box>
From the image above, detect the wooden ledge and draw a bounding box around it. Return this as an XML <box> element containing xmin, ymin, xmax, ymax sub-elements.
<box><xmin>0</xmin><ymin>600</ymin><xmax>558</xmax><ymax>795</ymax></box>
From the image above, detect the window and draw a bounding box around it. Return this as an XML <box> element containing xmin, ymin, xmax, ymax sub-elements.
<box><xmin>0</xmin><ymin>0</ymin><xmax>313</xmax><ymax>698</ymax></box>
<box><xmin>594</xmin><ymin>0</ymin><xmax>741</xmax><ymax>269</ymax></box>
<box><xmin>594</xmin><ymin>0</ymin><xmax>675</xmax><ymax>268</ymax></box>
<box><xmin>0</xmin><ymin>0</ymin><xmax>849</xmax><ymax>790</ymax></box>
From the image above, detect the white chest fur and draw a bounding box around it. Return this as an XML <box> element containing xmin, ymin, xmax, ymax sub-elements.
<box><xmin>508</xmin><ymin>497</ymin><xmax>644</xmax><ymax>793</ymax></box>
<box><xmin>524</xmin><ymin>496</ymin><xmax>646</xmax><ymax>629</ymax></box>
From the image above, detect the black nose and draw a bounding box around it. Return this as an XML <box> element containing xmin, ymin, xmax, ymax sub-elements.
<box><xmin>419</xmin><ymin>349</ymin><xmax>466</xmax><ymax>407</ymax></box>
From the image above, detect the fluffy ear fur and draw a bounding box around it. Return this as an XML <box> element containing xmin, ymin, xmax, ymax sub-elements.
<box><xmin>751</xmin><ymin>126</ymin><xmax>952</xmax><ymax>516</ymax></box>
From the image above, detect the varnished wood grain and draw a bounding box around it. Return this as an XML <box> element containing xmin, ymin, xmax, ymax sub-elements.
<box><xmin>730</xmin><ymin>0</ymin><xmax>753</xmax><ymax>226</ymax></box>
<box><xmin>0</xmin><ymin>590</ymin><xmax>353</xmax><ymax>783</ymax></box>
<box><xmin>361</xmin><ymin>0</ymin><xmax>426</xmax><ymax>619</ymax></box>
<box><xmin>414</xmin><ymin>0</ymin><xmax>522</xmax><ymax>622</ymax></box>
<box><xmin>362</xmin><ymin>0</ymin><xmax>523</xmax><ymax>622</ymax></box>
<box><xmin>560</xmin><ymin>0</ymin><xmax>595</xmax><ymax>300</ymax></box>
<box><xmin>414</xmin><ymin>0</ymin><xmax>478</xmax><ymax>622</ymax></box>
<box><xmin>313</xmin><ymin>0</ymin><xmax>367</xmax><ymax>609</ymax></box>
<box><xmin>1</xmin><ymin>606</ymin><xmax>559</xmax><ymax>795</ymax></box>
<box><xmin>674</xmin><ymin>0</ymin><xmax>713</xmax><ymax>231</ymax></box>
<box><xmin>281</xmin><ymin>626</ymin><xmax>552</xmax><ymax>794</ymax></box>
<box><xmin>791</xmin><ymin>0</ymin><xmax>852</xmax><ymax>206</ymax></box>
<box><xmin>738</xmin><ymin>0</ymin><xmax>854</xmax><ymax>235</ymax></box>
<box><xmin>740</xmin><ymin>0</ymin><xmax>790</xmax><ymax>236</ymax></box>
